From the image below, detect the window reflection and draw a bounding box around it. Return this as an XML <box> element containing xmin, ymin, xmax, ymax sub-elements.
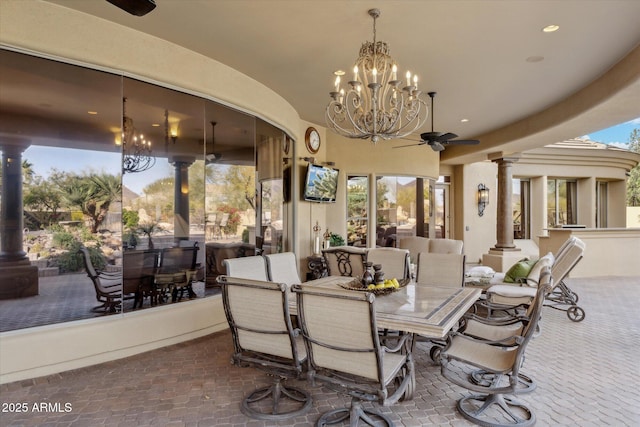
<box><xmin>547</xmin><ymin>179</ymin><xmax>577</xmax><ymax>227</ymax></box>
<box><xmin>347</xmin><ymin>175</ymin><xmax>368</xmax><ymax>247</ymax></box>
<box><xmin>375</xmin><ymin>176</ymin><xmax>431</xmax><ymax>247</ymax></box>
<box><xmin>0</xmin><ymin>48</ymin><xmax>290</xmax><ymax>332</ymax></box>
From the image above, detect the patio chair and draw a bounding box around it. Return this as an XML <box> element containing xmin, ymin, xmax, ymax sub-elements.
<box><xmin>223</xmin><ymin>255</ymin><xmax>269</xmax><ymax>281</ymax></box>
<box><xmin>429</xmin><ymin>238</ymin><xmax>464</xmax><ymax>254</ymax></box>
<box><xmin>264</xmin><ymin>252</ymin><xmax>301</xmax><ymax>288</ymax></box>
<box><xmin>414</xmin><ymin>252</ymin><xmax>466</xmax><ymax>361</ymax></box>
<box><xmin>157</xmin><ymin>242</ymin><xmax>199</xmax><ymax>302</ymax></box>
<box><xmin>78</xmin><ymin>246</ymin><xmax>126</xmax><ymax>312</ymax></box>
<box><xmin>218</xmin><ymin>276</ymin><xmax>312</xmax><ymax>420</ymax></box>
<box><xmin>293</xmin><ymin>284</ymin><xmax>414</xmax><ymax>426</ymax></box>
<box><xmin>485</xmin><ymin>236</ymin><xmax>586</xmax><ymax>322</ymax></box>
<box><xmin>397</xmin><ymin>236</ymin><xmax>430</xmax><ymax>264</ymax></box>
<box><xmin>122</xmin><ymin>249</ymin><xmax>159</xmax><ymax>308</ymax></box>
<box><xmin>439</xmin><ymin>267</ymin><xmax>552</xmax><ymax>427</ymax></box>
<box><xmin>366</xmin><ymin>247</ymin><xmax>411</xmax><ymax>281</ymax></box>
<box><xmin>416</xmin><ymin>252</ymin><xmax>466</xmax><ymax>287</ymax></box>
<box><xmin>322</xmin><ymin>246</ymin><xmax>367</xmax><ymax>278</ymax></box>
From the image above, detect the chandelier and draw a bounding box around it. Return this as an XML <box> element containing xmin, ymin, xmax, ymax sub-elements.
<box><xmin>325</xmin><ymin>9</ymin><xmax>428</xmax><ymax>144</ymax></box>
<box><xmin>122</xmin><ymin>97</ymin><xmax>155</xmax><ymax>174</ymax></box>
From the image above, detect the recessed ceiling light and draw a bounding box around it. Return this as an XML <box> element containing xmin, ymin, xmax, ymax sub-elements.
<box><xmin>87</xmin><ymin>111</ymin><xmax>98</xmax><ymax>115</ymax></box>
<box><xmin>460</xmin><ymin>118</ymin><xmax>469</xmax><ymax>123</ymax></box>
<box><xmin>152</xmin><ymin>123</ymin><xmax>160</xmax><ymax>127</ymax></box>
<box><xmin>542</xmin><ymin>24</ymin><xmax>559</xmax><ymax>33</ymax></box>
<box><xmin>333</xmin><ymin>70</ymin><xmax>346</xmax><ymax>76</ymax></box>
<box><xmin>526</xmin><ymin>55</ymin><xmax>544</xmax><ymax>63</ymax></box>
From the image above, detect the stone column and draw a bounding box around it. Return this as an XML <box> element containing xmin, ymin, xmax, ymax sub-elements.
<box><xmin>172</xmin><ymin>157</ymin><xmax>194</xmax><ymax>243</ymax></box>
<box><xmin>493</xmin><ymin>156</ymin><xmax>519</xmax><ymax>251</ymax></box>
<box><xmin>482</xmin><ymin>154</ymin><xmax>521</xmax><ymax>272</ymax></box>
<box><xmin>0</xmin><ymin>140</ymin><xmax>39</xmax><ymax>299</ymax></box>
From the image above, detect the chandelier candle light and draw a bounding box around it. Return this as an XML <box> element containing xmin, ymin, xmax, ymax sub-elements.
<box><xmin>121</xmin><ymin>97</ymin><xmax>155</xmax><ymax>174</ymax></box>
<box><xmin>326</xmin><ymin>8</ymin><xmax>428</xmax><ymax>143</ymax></box>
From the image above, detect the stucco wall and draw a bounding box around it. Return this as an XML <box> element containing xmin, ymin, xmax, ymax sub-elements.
<box><xmin>460</xmin><ymin>161</ymin><xmax>497</xmax><ymax>264</ymax></box>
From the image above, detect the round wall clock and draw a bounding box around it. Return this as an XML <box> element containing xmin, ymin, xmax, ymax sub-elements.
<box><xmin>305</xmin><ymin>127</ymin><xmax>321</xmax><ymax>154</ymax></box>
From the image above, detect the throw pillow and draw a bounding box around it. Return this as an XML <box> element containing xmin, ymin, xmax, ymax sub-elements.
<box><xmin>527</xmin><ymin>252</ymin><xmax>555</xmax><ymax>283</ymax></box>
<box><xmin>504</xmin><ymin>258</ymin><xmax>538</xmax><ymax>283</ymax></box>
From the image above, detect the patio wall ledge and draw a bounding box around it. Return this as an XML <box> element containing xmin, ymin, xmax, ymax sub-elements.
<box><xmin>539</xmin><ymin>228</ymin><xmax>640</xmax><ymax>278</ymax></box>
<box><xmin>0</xmin><ymin>296</ymin><xmax>228</xmax><ymax>384</ymax></box>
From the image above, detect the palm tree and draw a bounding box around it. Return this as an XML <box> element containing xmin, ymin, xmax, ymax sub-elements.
<box><xmin>58</xmin><ymin>173</ymin><xmax>122</xmax><ymax>233</ymax></box>
<box><xmin>137</xmin><ymin>221</ymin><xmax>162</xmax><ymax>249</ymax></box>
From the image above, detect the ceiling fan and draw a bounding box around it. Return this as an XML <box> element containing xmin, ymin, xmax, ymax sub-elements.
<box><xmin>395</xmin><ymin>92</ymin><xmax>480</xmax><ymax>152</ymax></box>
<box><xmin>205</xmin><ymin>121</ymin><xmax>222</xmax><ymax>163</ymax></box>
<box><xmin>106</xmin><ymin>0</ymin><xmax>156</xmax><ymax>16</ymax></box>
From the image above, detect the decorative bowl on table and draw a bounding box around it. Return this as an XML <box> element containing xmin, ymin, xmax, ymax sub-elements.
<box><xmin>339</xmin><ymin>277</ymin><xmax>410</xmax><ymax>296</ymax></box>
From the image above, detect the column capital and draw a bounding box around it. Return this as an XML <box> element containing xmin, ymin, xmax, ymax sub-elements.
<box><xmin>487</xmin><ymin>151</ymin><xmax>521</xmax><ymax>164</ymax></box>
<box><xmin>0</xmin><ymin>137</ymin><xmax>32</xmax><ymax>155</ymax></box>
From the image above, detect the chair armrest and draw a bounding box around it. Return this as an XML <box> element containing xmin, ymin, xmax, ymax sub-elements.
<box><xmin>463</xmin><ymin>311</ymin><xmax>529</xmax><ymax>327</ymax></box>
<box><xmin>450</xmin><ymin>330</ymin><xmax>521</xmax><ymax>347</ymax></box>
<box><xmin>381</xmin><ymin>332</ymin><xmax>411</xmax><ymax>354</ymax></box>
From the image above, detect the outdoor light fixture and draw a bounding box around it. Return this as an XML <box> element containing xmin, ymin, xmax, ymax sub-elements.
<box><xmin>325</xmin><ymin>8</ymin><xmax>428</xmax><ymax>144</ymax></box>
<box><xmin>478</xmin><ymin>183</ymin><xmax>489</xmax><ymax>217</ymax></box>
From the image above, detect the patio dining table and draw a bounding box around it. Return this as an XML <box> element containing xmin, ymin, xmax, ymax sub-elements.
<box><xmin>291</xmin><ymin>276</ymin><xmax>481</xmax><ymax>339</ymax></box>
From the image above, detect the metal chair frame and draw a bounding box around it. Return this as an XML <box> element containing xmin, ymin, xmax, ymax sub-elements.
<box><xmin>219</xmin><ymin>276</ymin><xmax>312</xmax><ymax>421</ymax></box>
<box><xmin>294</xmin><ymin>284</ymin><xmax>414</xmax><ymax>427</ymax></box>
<box><xmin>440</xmin><ymin>267</ymin><xmax>552</xmax><ymax>427</ymax></box>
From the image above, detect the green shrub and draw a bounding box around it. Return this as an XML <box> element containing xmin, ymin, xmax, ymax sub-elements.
<box><xmin>52</xmin><ymin>231</ymin><xmax>76</xmax><ymax>249</ymax></box>
<box><xmin>51</xmin><ymin>241</ymin><xmax>106</xmax><ymax>273</ymax></box>
<box><xmin>241</xmin><ymin>228</ymin><xmax>249</xmax><ymax>243</ymax></box>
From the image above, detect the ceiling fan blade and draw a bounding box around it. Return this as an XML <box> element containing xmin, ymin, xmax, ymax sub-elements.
<box><xmin>106</xmin><ymin>0</ymin><xmax>156</xmax><ymax>16</ymax></box>
<box><xmin>393</xmin><ymin>142</ymin><xmax>426</xmax><ymax>148</ymax></box>
<box><xmin>444</xmin><ymin>139</ymin><xmax>480</xmax><ymax>145</ymax></box>
<box><xmin>436</xmin><ymin>132</ymin><xmax>458</xmax><ymax>142</ymax></box>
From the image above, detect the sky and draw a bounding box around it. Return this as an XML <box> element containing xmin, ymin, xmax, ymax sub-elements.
<box><xmin>581</xmin><ymin>117</ymin><xmax>640</xmax><ymax>148</ymax></box>
<box><xmin>21</xmin><ymin>146</ymin><xmax>174</xmax><ymax>194</ymax></box>
<box><xmin>16</xmin><ymin>117</ymin><xmax>640</xmax><ymax>194</ymax></box>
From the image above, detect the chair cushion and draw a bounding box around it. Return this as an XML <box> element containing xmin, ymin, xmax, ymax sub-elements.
<box><xmin>527</xmin><ymin>252</ymin><xmax>554</xmax><ymax>282</ymax></box>
<box><xmin>486</xmin><ymin>284</ymin><xmax>536</xmax><ymax>305</ymax></box>
<box><xmin>503</xmin><ymin>258</ymin><xmax>537</xmax><ymax>283</ymax></box>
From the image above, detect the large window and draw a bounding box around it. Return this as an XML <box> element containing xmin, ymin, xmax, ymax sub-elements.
<box><xmin>347</xmin><ymin>175</ymin><xmax>368</xmax><ymax>247</ymax></box>
<box><xmin>513</xmin><ymin>178</ymin><xmax>530</xmax><ymax>239</ymax></box>
<box><xmin>596</xmin><ymin>180</ymin><xmax>608</xmax><ymax>228</ymax></box>
<box><xmin>375</xmin><ymin>176</ymin><xmax>432</xmax><ymax>247</ymax></box>
<box><xmin>0</xmin><ymin>48</ymin><xmax>291</xmax><ymax>331</ymax></box>
<box><xmin>547</xmin><ymin>179</ymin><xmax>577</xmax><ymax>227</ymax></box>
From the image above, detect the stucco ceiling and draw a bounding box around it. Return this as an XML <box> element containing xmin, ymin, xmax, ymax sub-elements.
<box><xmin>31</xmin><ymin>0</ymin><xmax>640</xmax><ymax>163</ymax></box>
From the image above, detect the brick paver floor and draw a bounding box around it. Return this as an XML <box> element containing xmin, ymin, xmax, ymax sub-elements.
<box><xmin>1</xmin><ymin>276</ymin><xmax>639</xmax><ymax>426</ymax></box>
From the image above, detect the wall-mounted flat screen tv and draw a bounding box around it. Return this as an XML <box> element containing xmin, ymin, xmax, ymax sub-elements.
<box><xmin>303</xmin><ymin>163</ymin><xmax>339</xmax><ymax>203</ymax></box>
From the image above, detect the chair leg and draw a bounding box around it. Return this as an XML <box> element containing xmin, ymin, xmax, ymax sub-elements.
<box><xmin>469</xmin><ymin>369</ymin><xmax>537</xmax><ymax>394</ymax></box>
<box><xmin>316</xmin><ymin>398</ymin><xmax>394</xmax><ymax>427</ymax></box>
<box><xmin>240</xmin><ymin>377</ymin><xmax>312</xmax><ymax>421</ymax></box>
<box><xmin>457</xmin><ymin>393</ymin><xmax>535</xmax><ymax>427</ymax></box>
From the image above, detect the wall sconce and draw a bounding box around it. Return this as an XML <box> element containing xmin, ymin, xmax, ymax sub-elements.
<box><xmin>477</xmin><ymin>183</ymin><xmax>489</xmax><ymax>217</ymax></box>
<box><xmin>323</xmin><ymin>161</ymin><xmax>336</xmax><ymax>166</ymax></box>
<box><xmin>300</xmin><ymin>156</ymin><xmax>316</xmax><ymax>163</ymax></box>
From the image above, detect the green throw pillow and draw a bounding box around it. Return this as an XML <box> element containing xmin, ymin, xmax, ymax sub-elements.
<box><xmin>504</xmin><ymin>258</ymin><xmax>538</xmax><ymax>283</ymax></box>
